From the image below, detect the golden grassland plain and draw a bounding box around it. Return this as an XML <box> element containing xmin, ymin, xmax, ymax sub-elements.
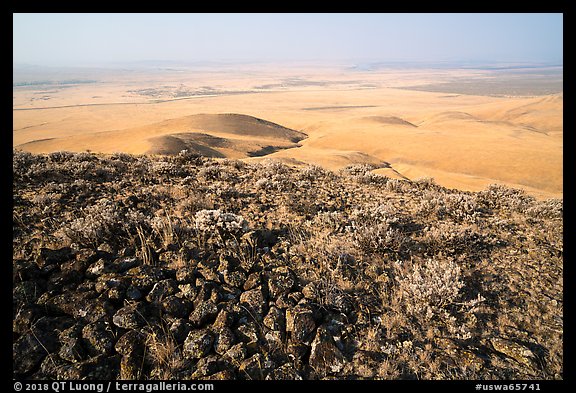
<box><xmin>13</xmin><ymin>63</ymin><xmax>563</xmax><ymax>199</ymax></box>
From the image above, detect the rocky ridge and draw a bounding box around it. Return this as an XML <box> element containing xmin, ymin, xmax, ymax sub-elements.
<box><xmin>13</xmin><ymin>150</ymin><xmax>563</xmax><ymax>380</ymax></box>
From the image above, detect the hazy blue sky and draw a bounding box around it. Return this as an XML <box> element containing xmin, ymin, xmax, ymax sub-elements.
<box><xmin>13</xmin><ymin>13</ymin><xmax>563</xmax><ymax>66</ymax></box>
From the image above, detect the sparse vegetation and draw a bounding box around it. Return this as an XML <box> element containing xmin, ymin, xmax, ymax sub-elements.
<box><xmin>13</xmin><ymin>150</ymin><xmax>563</xmax><ymax>380</ymax></box>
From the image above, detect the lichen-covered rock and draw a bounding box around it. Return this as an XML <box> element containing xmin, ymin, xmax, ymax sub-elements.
<box><xmin>13</xmin><ymin>280</ymin><xmax>45</xmax><ymax>307</ymax></box>
<box><xmin>275</xmin><ymin>292</ymin><xmax>300</xmax><ymax>309</ymax></box>
<box><xmin>490</xmin><ymin>337</ymin><xmax>538</xmax><ymax>369</ymax></box>
<box><xmin>239</xmin><ymin>286</ymin><xmax>267</xmax><ymax>320</ymax></box>
<box><xmin>127</xmin><ymin>265</ymin><xmax>169</xmax><ymax>293</ymax></box>
<box><xmin>177</xmin><ymin>283</ymin><xmax>196</xmax><ymax>300</ymax></box>
<box><xmin>191</xmin><ymin>354</ymin><xmax>229</xmax><ymax>378</ymax></box>
<box><xmin>169</xmin><ymin>319</ymin><xmax>193</xmax><ymax>344</ymax></box>
<box><xmin>13</xmin><ymin>258</ymin><xmax>42</xmax><ymax>283</ymax></box>
<box><xmin>263</xmin><ymin>306</ymin><xmax>285</xmax><ymax>332</ymax></box>
<box><xmin>267</xmin><ymin>266</ymin><xmax>295</xmax><ymax>299</ymax></box>
<box><xmin>194</xmin><ymin>281</ymin><xmax>221</xmax><ymax>305</ymax></box>
<box><xmin>13</xmin><ymin>306</ymin><xmax>43</xmax><ymax>336</ymax></box>
<box><xmin>85</xmin><ymin>259</ymin><xmax>108</xmax><ymax>278</ymax></box>
<box><xmin>309</xmin><ymin>325</ymin><xmax>345</xmax><ymax>375</ymax></box>
<box><xmin>39</xmin><ymin>290</ymin><xmax>113</xmax><ymax>323</ymax></box>
<box><xmin>120</xmin><ymin>352</ymin><xmax>142</xmax><ymax>380</ymax></box>
<box><xmin>74</xmin><ymin>354</ymin><xmax>121</xmax><ymax>379</ymax></box>
<box><xmin>106</xmin><ymin>286</ymin><xmax>125</xmax><ymax>303</ymax></box>
<box><xmin>161</xmin><ymin>295</ymin><xmax>193</xmax><ymax>318</ymax></box>
<box><xmin>14</xmin><ymin>331</ymin><xmax>59</xmax><ymax>376</ymax></box>
<box><xmin>286</xmin><ymin>307</ymin><xmax>316</xmax><ymax>344</ymax></box>
<box><xmin>235</xmin><ymin>321</ymin><xmax>259</xmax><ymax>343</ymax></box>
<box><xmin>125</xmin><ymin>286</ymin><xmax>143</xmax><ymax>300</ymax></box>
<box><xmin>37</xmin><ymin>246</ymin><xmax>73</xmax><ymax>267</ymax></box>
<box><xmin>238</xmin><ymin>353</ymin><xmax>265</xmax><ymax>380</ymax></box>
<box><xmin>94</xmin><ymin>273</ymin><xmax>129</xmax><ymax>294</ymax></box>
<box><xmin>183</xmin><ymin>329</ymin><xmax>214</xmax><ymax>359</ymax></box>
<box><xmin>212</xmin><ymin>308</ymin><xmax>235</xmax><ymax>331</ymax></box>
<box><xmin>460</xmin><ymin>349</ymin><xmax>486</xmax><ymax>370</ymax></box>
<box><xmin>115</xmin><ymin>330</ymin><xmax>146</xmax><ymax>357</ymax></box>
<box><xmin>46</xmin><ymin>269</ymin><xmax>83</xmax><ymax>291</ymax></box>
<box><xmin>146</xmin><ymin>279</ymin><xmax>179</xmax><ymax>303</ymax></box>
<box><xmin>223</xmin><ymin>270</ymin><xmax>247</xmax><ymax>288</ymax></box>
<box><xmin>40</xmin><ymin>291</ymin><xmax>93</xmax><ymax>317</ymax></box>
<box><xmin>111</xmin><ymin>256</ymin><xmax>140</xmax><ymax>273</ymax></box>
<box><xmin>112</xmin><ymin>303</ymin><xmax>148</xmax><ymax>330</ymax></box>
<box><xmin>204</xmin><ymin>369</ymin><xmax>236</xmax><ymax>380</ymax></box>
<box><xmin>176</xmin><ymin>267</ymin><xmax>196</xmax><ymax>284</ymax></box>
<box><xmin>58</xmin><ymin>323</ymin><xmax>85</xmax><ymax>363</ymax></box>
<box><xmin>214</xmin><ymin>327</ymin><xmax>236</xmax><ymax>355</ymax></box>
<box><xmin>243</xmin><ymin>272</ymin><xmax>261</xmax><ymax>291</ymax></box>
<box><xmin>34</xmin><ymin>354</ymin><xmax>70</xmax><ymax>379</ymax></box>
<box><xmin>189</xmin><ymin>300</ymin><xmax>218</xmax><ymax>327</ymax></box>
<box><xmin>286</xmin><ymin>341</ymin><xmax>309</xmax><ymax>365</ymax></box>
<box><xmin>302</xmin><ymin>282</ymin><xmax>320</xmax><ymax>301</ymax></box>
<box><xmin>14</xmin><ymin>315</ymin><xmax>71</xmax><ymax>377</ymax></box>
<box><xmin>223</xmin><ymin>342</ymin><xmax>248</xmax><ymax>364</ymax></box>
<box><xmin>266</xmin><ymin>362</ymin><xmax>303</xmax><ymax>380</ymax></box>
<box><xmin>115</xmin><ymin>330</ymin><xmax>145</xmax><ymax>380</ymax></box>
<box><xmin>197</xmin><ymin>259</ymin><xmax>220</xmax><ymax>282</ymax></box>
<box><xmin>82</xmin><ymin>320</ymin><xmax>115</xmax><ymax>355</ymax></box>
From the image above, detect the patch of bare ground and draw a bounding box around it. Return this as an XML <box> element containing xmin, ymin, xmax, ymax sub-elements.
<box><xmin>13</xmin><ymin>151</ymin><xmax>562</xmax><ymax>380</ymax></box>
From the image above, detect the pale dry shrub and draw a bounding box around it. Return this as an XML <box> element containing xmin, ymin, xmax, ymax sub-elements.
<box><xmin>417</xmin><ymin>221</ymin><xmax>495</xmax><ymax>257</ymax></box>
<box><xmin>47</xmin><ymin>151</ymin><xmax>75</xmax><ymax>163</ymax></box>
<box><xmin>71</xmin><ymin>151</ymin><xmax>98</xmax><ymax>163</ymax></box>
<box><xmin>414</xmin><ymin>190</ymin><xmax>442</xmax><ymax>217</ymax></box>
<box><xmin>31</xmin><ymin>192</ymin><xmax>60</xmax><ymax>210</ymax></box>
<box><xmin>357</xmin><ymin>172</ymin><xmax>390</xmax><ymax>185</ymax></box>
<box><xmin>339</xmin><ymin>163</ymin><xmax>388</xmax><ymax>185</ymax></box>
<box><xmin>259</xmin><ymin>159</ymin><xmax>290</xmax><ymax>176</ymax></box>
<box><xmin>150</xmin><ymin>210</ymin><xmax>179</xmax><ymax>248</ymax></box>
<box><xmin>391</xmin><ymin>256</ymin><xmax>485</xmax><ymax>340</ymax></box>
<box><xmin>150</xmin><ymin>160</ymin><xmax>182</xmax><ymax>177</ymax></box>
<box><xmin>194</xmin><ymin>209</ymin><xmax>248</xmax><ymax>247</ymax></box>
<box><xmin>350</xmin><ymin>204</ymin><xmax>415</xmax><ymax>257</ymax></box>
<box><xmin>62</xmin><ymin>198</ymin><xmax>121</xmax><ymax>247</ymax></box>
<box><xmin>353</xmin><ymin>222</ymin><xmax>410</xmax><ymax>257</ymax></box>
<box><xmin>13</xmin><ymin>149</ymin><xmax>37</xmax><ymax>172</ymax></box>
<box><xmin>173</xmin><ymin>191</ymin><xmax>213</xmax><ymax>217</ymax></box>
<box><xmin>220</xmin><ymin>157</ymin><xmax>247</xmax><ymax>170</ymax></box>
<box><xmin>416</xmin><ymin>190</ymin><xmax>484</xmax><ymax>223</ymax></box>
<box><xmin>311</xmin><ymin>211</ymin><xmax>348</xmax><ymax>233</ymax></box>
<box><xmin>123</xmin><ymin>209</ymin><xmax>151</xmax><ymax>232</ymax></box>
<box><xmin>414</xmin><ymin>176</ymin><xmax>436</xmax><ymax>188</ymax></box>
<box><xmin>340</xmin><ymin>163</ymin><xmax>377</xmax><ymax>177</ymax></box>
<box><xmin>525</xmin><ymin>198</ymin><xmax>563</xmax><ymax>220</ymax></box>
<box><xmin>299</xmin><ymin>164</ymin><xmax>332</xmax><ymax>181</ymax></box>
<box><xmin>254</xmin><ymin>159</ymin><xmax>292</xmax><ymax>191</ymax></box>
<box><xmin>478</xmin><ymin>183</ymin><xmax>536</xmax><ymax>213</ymax></box>
<box><xmin>385</xmin><ymin>179</ymin><xmax>413</xmax><ymax>193</ymax></box>
<box><xmin>198</xmin><ymin>165</ymin><xmax>225</xmax><ymax>181</ymax></box>
<box><xmin>393</xmin><ymin>257</ymin><xmax>464</xmax><ymax>320</ymax></box>
<box><xmin>442</xmin><ymin>193</ymin><xmax>483</xmax><ymax>222</ymax></box>
<box><xmin>110</xmin><ymin>151</ymin><xmax>138</xmax><ymax>163</ymax></box>
<box><xmin>254</xmin><ymin>177</ymin><xmax>275</xmax><ymax>190</ymax></box>
<box><xmin>173</xmin><ymin>148</ymin><xmax>202</xmax><ymax>164</ymax></box>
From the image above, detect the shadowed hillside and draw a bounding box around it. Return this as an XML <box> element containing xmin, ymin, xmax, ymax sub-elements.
<box><xmin>15</xmin><ymin>113</ymin><xmax>308</xmax><ymax>158</ymax></box>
